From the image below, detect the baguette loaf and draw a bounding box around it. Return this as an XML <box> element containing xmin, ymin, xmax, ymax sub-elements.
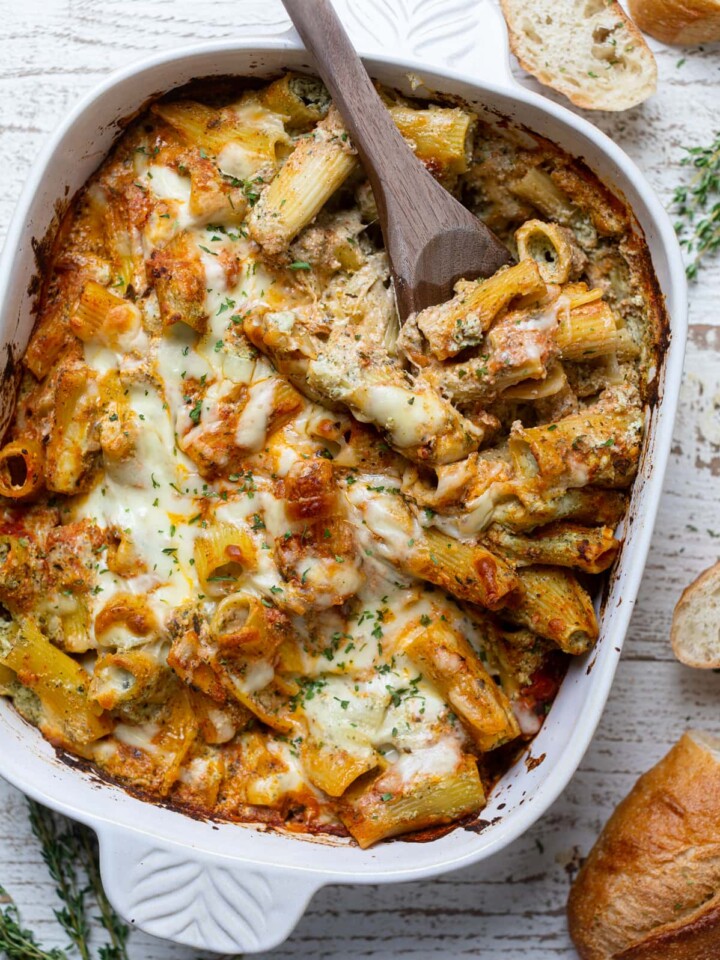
<box><xmin>499</xmin><ymin>0</ymin><xmax>657</xmax><ymax>111</ymax></box>
<box><xmin>628</xmin><ymin>0</ymin><xmax>720</xmax><ymax>44</ymax></box>
<box><xmin>567</xmin><ymin>731</ymin><xmax>720</xmax><ymax>960</ymax></box>
<box><xmin>671</xmin><ymin>561</ymin><xmax>720</xmax><ymax>668</ymax></box>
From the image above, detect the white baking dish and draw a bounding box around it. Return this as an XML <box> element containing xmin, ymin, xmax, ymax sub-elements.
<box><xmin>0</xmin><ymin>0</ymin><xmax>686</xmax><ymax>953</ymax></box>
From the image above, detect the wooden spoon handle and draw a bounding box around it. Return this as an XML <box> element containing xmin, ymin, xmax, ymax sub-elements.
<box><xmin>281</xmin><ymin>0</ymin><xmax>419</xmax><ymax>200</ymax></box>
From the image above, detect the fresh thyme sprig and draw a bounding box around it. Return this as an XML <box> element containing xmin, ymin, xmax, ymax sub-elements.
<box><xmin>19</xmin><ymin>800</ymin><xmax>131</xmax><ymax>960</ymax></box>
<box><xmin>0</xmin><ymin>888</ymin><xmax>69</xmax><ymax>960</ymax></box>
<box><xmin>28</xmin><ymin>802</ymin><xmax>92</xmax><ymax>960</ymax></box>
<box><xmin>673</xmin><ymin>132</ymin><xmax>720</xmax><ymax>280</ymax></box>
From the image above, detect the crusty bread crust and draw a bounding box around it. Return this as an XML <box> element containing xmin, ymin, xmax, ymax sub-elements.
<box><xmin>671</xmin><ymin>561</ymin><xmax>720</xmax><ymax>669</ymax></box>
<box><xmin>628</xmin><ymin>0</ymin><xmax>720</xmax><ymax>44</ymax></box>
<box><xmin>567</xmin><ymin>731</ymin><xmax>720</xmax><ymax>960</ymax></box>
<box><xmin>617</xmin><ymin>893</ymin><xmax>720</xmax><ymax>960</ymax></box>
<box><xmin>499</xmin><ymin>0</ymin><xmax>657</xmax><ymax>111</ymax></box>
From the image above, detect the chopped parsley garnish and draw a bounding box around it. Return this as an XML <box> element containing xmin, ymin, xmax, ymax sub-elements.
<box><xmin>217</xmin><ymin>297</ymin><xmax>236</xmax><ymax>315</ymax></box>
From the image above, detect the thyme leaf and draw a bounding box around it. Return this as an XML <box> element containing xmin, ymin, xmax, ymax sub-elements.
<box><xmin>26</xmin><ymin>800</ymin><xmax>130</xmax><ymax>960</ymax></box>
<box><xmin>673</xmin><ymin>132</ymin><xmax>720</xmax><ymax>280</ymax></box>
<box><xmin>0</xmin><ymin>888</ymin><xmax>68</xmax><ymax>959</ymax></box>
<box><xmin>28</xmin><ymin>801</ymin><xmax>91</xmax><ymax>960</ymax></box>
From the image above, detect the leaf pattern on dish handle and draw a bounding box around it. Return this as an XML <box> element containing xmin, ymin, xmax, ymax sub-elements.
<box><xmin>228</xmin><ymin>1</ymin><xmax>508</xmax><ymax>84</ymax></box>
<box><xmin>226</xmin><ymin>1</ymin><xmax>296</xmax><ymax>35</ymax></box>
<box><xmin>102</xmin><ymin>841</ymin><xmax>316</xmax><ymax>953</ymax></box>
<box><xmin>332</xmin><ymin>0</ymin><xmax>486</xmax><ymax>70</ymax></box>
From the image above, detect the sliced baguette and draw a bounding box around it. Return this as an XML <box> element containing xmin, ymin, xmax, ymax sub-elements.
<box><xmin>628</xmin><ymin>0</ymin><xmax>720</xmax><ymax>44</ymax></box>
<box><xmin>617</xmin><ymin>892</ymin><xmax>720</xmax><ymax>960</ymax></box>
<box><xmin>499</xmin><ymin>0</ymin><xmax>658</xmax><ymax>111</ymax></box>
<box><xmin>568</xmin><ymin>730</ymin><xmax>720</xmax><ymax>960</ymax></box>
<box><xmin>671</xmin><ymin>561</ymin><xmax>720</xmax><ymax>669</ymax></box>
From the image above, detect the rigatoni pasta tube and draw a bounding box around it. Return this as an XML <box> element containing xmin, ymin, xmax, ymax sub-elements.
<box><xmin>93</xmin><ymin>186</ymin><xmax>143</xmax><ymax>294</ymax></box>
<box><xmin>206</xmin><ymin>597</ymin><xmax>295</xmax><ymax>732</ymax></box>
<box><xmin>211</xmin><ymin>593</ymin><xmax>285</xmax><ymax>659</ymax></box>
<box><xmin>89</xmin><ymin>649</ymin><xmax>167</xmax><ymax>712</ymax></box>
<box><xmin>0</xmin><ymin>438</ymin><xmax>44</xmax><ymax>500</ymax></box>
<box><xmin>483</xmin><ymin>522</ymin><xmax>620</xmax><ymax>574</ymax></box>
<box><xmin>336</xmin><ymin>377</ymin><xmax>484</xmax><ymax>467</ymax></box>
<box><xmin>61</xmin><ymin>600</ymin><xmax>93</xmax><ymax>653</ymax></box>
<box><xmin>301</xmin><ymin>738</ymin><xmax>378</xmax><ymax>798</ymax></box>
<box><xmin>45</xmin><ymin>366</ymin><xmax>100</xmax><ymax>495</ymax></box>
<box><xmin>194</xmin><ymin>522</ymin><xmax>257</xmax><ymax>597</ymax></box>
<box><xmin>510</xmin><ymin>167</ymin><xmax>577</xmax><ymax>224</ymax></box>
<box><xmin>515</xmin><ymin>219</ymin><xmax>585</xmax><ymax>285</ymax></box>
<box><xmin>492</xmin><ymin>486</ymin><xmax>627</xmax><ymax>533</ymax></box>
<box><xmin>556</xmin><ymin>299</ymin><xmax>621</xmax><ymax>361</ymax></box>
<box><xmin>152</xmin><ymin>101</ymin><xmax>236</xmax><ymax>151</ymax></box>
<box><xmin>222</xmin><ymin>672</ymin><xmax>296</xmax><ymax>735</ymax></box>
<box><xmin>339</xmin><ymin>755</ymin><xmax>485</xmax><ymax>848</ymax></box>
<box><xmin>507</xmin><ymin>565</ymin><xmax>599</xmax><ymax>655</ymax></box>
<box><xmin>406</xmin><ymin>527</ymin><xmax>519</xmax><ymax>611</ymax></box>
<box><xmin>248</xmin><ymin>106</ymin><xmax>358</xmax><ymax>256</ymax></box>
<box><xmin>72</xmin><ymin>281</ymin><xmax>144</xmax><ymax>350</ymax></box>
<box><xmin>1</xmin><ymin>617</ymin><xmax>113</xmax><ymax>745</ymax></box>
<box><xmin>502</xmin><ymin>362</ymin><xmax>567</xmax><ymax>401</ymax></box>
<box><xmin>259</xmin><ymin>73</ymin><xmax>330</xmax><ymax>130</ymax></box>
<box><xmin>484</xmin><ymin>320</ymin><xmax>551</xmax><ymax>393</ymax></box>
<box><xmin>403</xmin><ymin>620</ymin><xmax>520</xmax><ymax>752</ymax></box>
<box><xmin>414</xmin><ymin>259</ymin><xmax>546</xmax><ymax>361</ymax></box>
<box><xmin>152</xmin><ymin>688</ymin><xmax>198</xmax><ymax>795</ymax></box>
<box><xmin>148</xmin><ymin>232</ymin><xmax>207</xmax><ymax>332</ymax></box>
<box><xmin>71</xmin><ymin>280</ymin><xmax>127</xmax><ymax>342</ymax></box>
<box><xmin>24</xmin><ymin>302</ymin><xmax>74</xmax><ymax>380</ymax></box>
<box><xmin>387</xmin><ymin>104</ymin><xmax>474</xmax><ymax>177</ymax></box>
<box><xmin>152</xmin><ymin>96</ymin><xmax>289</xmax><ymax>164</ymax></box>
<box><xmin>243</xmin><ymin>309</ymin><xmax>321</xmax><ymax>398</ymax></box>
<box><xmin>98</xmin><ymin>370</ymin><xmax>138</xmax><ymax>464</ymax></box>
<box><xmin>509</xmin><ymin>409</ymin><xmax>643</xmax><ymax>489</ymax></box>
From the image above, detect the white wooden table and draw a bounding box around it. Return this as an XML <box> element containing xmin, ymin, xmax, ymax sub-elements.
<box><xmin>1</xmin><ymin>2</ymin><xmax>718</xmax><ymax>957</ymax></box>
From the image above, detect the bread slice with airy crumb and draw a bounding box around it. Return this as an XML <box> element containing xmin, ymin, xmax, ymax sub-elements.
<box><xmin>671</xmin><ymin>561</ymin><xmax>720</xmax><ymax>669</ymax></box>
<box><xmin>499</xmin><ymin>0</ymin><xmax>658</xmax><ymax>111</ymax></box>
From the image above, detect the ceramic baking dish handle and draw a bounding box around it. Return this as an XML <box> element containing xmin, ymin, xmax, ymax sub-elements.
<box><xmin>331</xmin><ymin>0</ymin><xmax>515</xmax><ymax>89</ymax></box>
<box><xmin>98</xmin><ymin>827</ymin><xmax>321</xmax><ymax>954</ymax></box>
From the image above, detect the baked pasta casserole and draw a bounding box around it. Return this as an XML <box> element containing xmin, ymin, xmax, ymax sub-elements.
<box><xmin>0</xmin><ymin>75</ymin><xmax>662</xmax><ymax>847</ymax></box>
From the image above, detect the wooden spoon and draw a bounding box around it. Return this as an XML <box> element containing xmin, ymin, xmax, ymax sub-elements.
<box><xmin>281</xmin><ymin>0</ymin><xmax>513</xmax><ymax>321</ymax></box>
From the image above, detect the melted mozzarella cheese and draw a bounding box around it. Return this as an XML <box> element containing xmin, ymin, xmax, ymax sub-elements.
<box><xmin>146</xmin><ymin>165</ymin><xmax>192</xmax><ymax>204</ymax></box>
<box><xmin>345</xmin><ymin>478</ymin><xmax>420</xmax><ymax>563</ymax></box>
<box><xmin>234</xmin><ymin>378</ymin><xmax>277</xmax><ymax>452</ymax></box>
<box><xmin>349</xmin><ymin>383</ymin><xmax>447</xmax><ymax>447</ymax></box>
<box><xmin>73</xmin><ymin>381</ymin><xmax>203</xmax><ymax>628</ymax></box>
<box><xmin>239</xmin><ymin>659</ymin><xmax>275</xmax><ymax>694</ymax></box>
<box><xmin>67</xmin><ymin>139</ymin><xmax>493</xmax><ymax>818</ymax></box>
